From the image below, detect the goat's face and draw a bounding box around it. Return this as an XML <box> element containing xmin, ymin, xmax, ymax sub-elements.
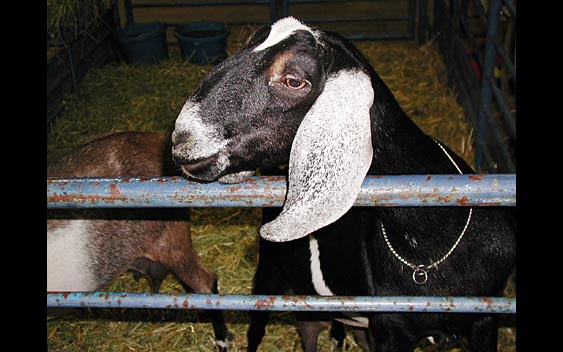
<box><xmin>173</xmin><ymin>17</ymin><xmax>375</xmax><ymax>241</ymax></box>
<box><xmin>172</xmin><ymin>20</ymin><xmax>326</xmax><ymax>183</ymax></box>
<box><xmin>172</xmin><ymin>17</ymin><xmax>368</xmax><ymax>182</ymax></box>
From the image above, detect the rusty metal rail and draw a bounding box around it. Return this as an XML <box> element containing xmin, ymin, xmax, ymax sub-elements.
<box><xmin>47</xmin><ymin>174</ymin><xmax>516</xmax><ymax>314</ymax></box>
<box><xmin>47</xmin><ymin>174</ymin><xmax>515</xmax><ymax>208</ymax></box>
<box><xmin>47</xmin><ymin>293</ymin><xmax>515</xmax><ymax>314</ymax></box>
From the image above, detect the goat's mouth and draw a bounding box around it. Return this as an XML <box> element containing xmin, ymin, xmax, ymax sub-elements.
<box><xmin>172</xmin><ymin>148</ymin><xmax>225</xmax><ymax>181</ymax></box>
<box><xmin>174</xmin><ymin>150</ymin><xmax>255</xmax><ymax>184</ymax></box>
<box><xmin>173</xmin><ymin>144</ymin><xmax>255</xmax><ymax>183</ymax></box>
<box><xmin>178</xmin><ymin>154</ymin><xmax>220</xmax><ymax>173</ymax></box>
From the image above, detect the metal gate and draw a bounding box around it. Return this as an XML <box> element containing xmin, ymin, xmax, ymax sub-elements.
<box><xmin>47</xmin><ymin>174</ymin><xmax>516</xmax><ymax>314</ymax></box>
<box><xmin>434</xmin><ymin>0</ymin><xmax>516</xmax><ymax>173</ymax></box>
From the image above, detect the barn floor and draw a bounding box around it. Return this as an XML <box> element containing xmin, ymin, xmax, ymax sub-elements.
<box><xmin>47</xmin><ymin>5</ymin><xmax>515</xmax><ymax>351</ymax></box>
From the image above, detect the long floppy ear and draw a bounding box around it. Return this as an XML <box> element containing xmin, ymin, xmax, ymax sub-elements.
<box><xmin>260</xmin><ymin>69</ymin><xmax>374</xmax><ymax>242</ymax></box>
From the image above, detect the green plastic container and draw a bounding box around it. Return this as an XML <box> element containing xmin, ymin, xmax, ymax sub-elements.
<box><xmin>174</xmin><ymin>22</ymin><xmax>228</xmax><ymax>65</ymax></box>
<box><xmin>117</xmin><ymin>22</ymin><xmax>169</xmax><ymax>64</ymax></box>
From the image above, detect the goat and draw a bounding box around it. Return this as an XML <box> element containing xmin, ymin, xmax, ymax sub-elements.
<box><xmin>171</xmin><ymin>17</ymin><xmax>516</xmax><ymax>351</ymax></box>
<box><xmin>47</xmin><ymin>131</ymin><xmax>232</xmax><ymax>352</ymax></box>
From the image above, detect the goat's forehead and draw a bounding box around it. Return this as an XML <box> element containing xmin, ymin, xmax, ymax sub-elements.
<box><xmin>253</xmin><ymin>16</ymin><xmax>319</xmax><ymax>52</ymax></box>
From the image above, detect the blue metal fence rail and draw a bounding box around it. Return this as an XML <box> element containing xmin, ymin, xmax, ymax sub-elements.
<box><xmin>48</xmin><ymin>292</ymin><xmax>515</xmax><ymax>314</ymax></box>
<box><xmin>47</xmin><ymin>174</ymin><xmax>516</xmax><ymax>208</ymax></box>
<box><xmin>47</xmin><ymin>174</ymin><xmax>516</xmax><ymax>314</ymax></box>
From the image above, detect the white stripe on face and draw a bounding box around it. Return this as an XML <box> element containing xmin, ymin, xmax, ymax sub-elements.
<box><xmin>253</xmin><ymin>17</ymin><xmax>319</xmax><ymax>52</ymax></box>
<box><xmin>309</xmin><ymin>234</ymin><xmax>334</xmax><ymax>296</ymax></box>
<box><xmin>173</xmin><ymin>100</ymin><xmax>229</xmax><ymax>161</ymax></box>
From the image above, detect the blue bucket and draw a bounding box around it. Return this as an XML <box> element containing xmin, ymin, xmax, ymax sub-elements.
<box><xmin>117</xmin><ymin>22</ymin><xmax>169</xmax><ymax>64</ymax></box>
<box><xmin>174</xmin><ymin>22</ymin><xmax>228</xmax><ymax>65</ymax></box>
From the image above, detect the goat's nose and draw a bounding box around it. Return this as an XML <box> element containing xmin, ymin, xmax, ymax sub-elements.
<box><xmin>172</xmin><ymin>130</ymin><xmax>191</xmax><ymax>146</ymax></box>
<box><xmin>171</xmin><ymin>130</ymin><xmax>196</xmax><ymax>165</ymax></box>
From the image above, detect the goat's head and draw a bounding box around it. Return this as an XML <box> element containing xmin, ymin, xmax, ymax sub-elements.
<box><xmin>172</xmin><ymin>17</ymin><xmax>377</xmax><ymax>241</ymax></box>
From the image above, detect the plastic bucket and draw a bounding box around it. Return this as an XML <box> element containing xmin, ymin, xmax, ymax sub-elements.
<box><xmin>174</xmin><ymin>22</ymin><xmax>228</xmax><ymax>65</ymax></box>
<box><xmin>117</xmin><ymin>22</ymin><xmax>169</xmax><ymax>64</ymax></box>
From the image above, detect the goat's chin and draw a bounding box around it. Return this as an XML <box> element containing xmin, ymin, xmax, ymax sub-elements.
<box><xmin>181</xmin><ymin>166</ymin><xmax>254</xmax><ymax>184</ymax></box>
<box><xmin>180</xmin><ymin>166</ymin><xmax>220</xmax><ymax>183</ymax></box>
<box><xmin>218</xmin><ymin>171</ymin><xmax>255</xmax><ymax>184</ymax></box>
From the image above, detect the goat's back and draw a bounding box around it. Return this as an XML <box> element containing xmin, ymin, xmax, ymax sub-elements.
<box><xmin>48</xmin><ymin>131</ymin><xmax>178</xmax><ymax>178</ymax></box>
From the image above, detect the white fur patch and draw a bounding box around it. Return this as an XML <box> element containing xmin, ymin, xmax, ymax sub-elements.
<box><xmin>173</xmin><ymin>101</ymin><xmax>230</xmax><ymax>161</ymax></box>
<box><xmin>215</xmin><ymin>340</ymin><xmax>228</xmax><ymax>350</ymax></box>
<box><xmin>308</xmin><ymin>235</ymin><xmax>334</xmax><ymax>296</ymax></box>
<box><xmin>47</xmin><ymin>220</ymin><xmax>98</xmax><ymax>291</ymax></box>
<box><xmin>335</xmin><ymin>315</ymin><xmax>369</xmax><ymax>328</ymax></box>
<box><xmin>260</xmin><ymin>69</ymin><xmax>374</xmax><ymax>242</ymax></box>
<box><xmin>253</xmin><ymin>17</ymin><xmax>319</xmax><ymax>52</ymax></box>
<box><xmin>218</xmin><ymin>170</ymin><xmax>255</xmax><ymax>184</ymax></box>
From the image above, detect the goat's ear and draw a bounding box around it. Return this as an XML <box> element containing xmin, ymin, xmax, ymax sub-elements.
<box><xmin>260</xmin><ymin>69</ymin><xmax>374</xmax><ymax>242</ymax></box>
<box><xmin>245</xmin><ymin>26</ymin><xmax>270</xmax><ymax>47</ymax></box>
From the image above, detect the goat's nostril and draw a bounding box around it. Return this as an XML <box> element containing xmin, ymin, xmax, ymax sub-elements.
<box><xmin>172</xmin><ymin>130</ymin><xmax>192</xmax><ymax>146</ymax></box>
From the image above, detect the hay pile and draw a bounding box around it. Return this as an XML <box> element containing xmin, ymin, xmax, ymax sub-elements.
<box><xmin>47</xmin><ymin>0</ymin><xmax>107</xmax><ymax>43</ymax></box>
<box><xmin>47</xmin><ymin>34</ymin><xmax>514</xmax><ymax>351</ymax></box>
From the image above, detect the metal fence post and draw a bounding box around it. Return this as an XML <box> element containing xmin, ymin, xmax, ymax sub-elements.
<box><xmin>111</xmin><ymin>0</ymin><xmax>121</xmax><ymax>28</ymax></box>
<box><xmin>271</xmin><ymin>0</ymin><xmax>289</xmax><ymax>22</ymax></box>
<box><xmin>407</xmin><ymin>0</ymin><xmax>416</xmax><ymax>40</ymax></box>
<box><xmin>417</xmin><ymin>0</ymin><xmax>428</xmax><ymax>44</ymax></box>
<box><xmin>124</xmin><ymin>0</ymin><xmax>135</xmax><ymax>25</ymax></box>
<box><xmin>475</xmin><ymin>0</ymin><xmax>502</xmax><ymax>171</ymax></box>
<box><xmin>446</xmin><ymin>0</ymin><xmax>460</xmax><ymax>88</ymax></box>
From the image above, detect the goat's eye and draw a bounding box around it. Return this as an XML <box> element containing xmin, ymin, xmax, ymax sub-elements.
<box><xmin>283</xmin><ymin>75</ymin><xmax>308</xmax><ymax>90</ymax></box>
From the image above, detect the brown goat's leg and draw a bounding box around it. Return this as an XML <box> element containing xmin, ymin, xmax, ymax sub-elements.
<box><xmin>295</xmin><ymin>318</ymin><xmax>330</xmax><ymax>352</ymax></box>
<box><xmin>130</xmin><ymin>257</ymin><xmax>171</xmax><ymax>293</ymax></box>
<box><xmin>144</xmin><ymin>222</ymin><xmax>216</xmax><ymax>293</ymax></box>
<box><xmin>145</xmin><ymin>222</ymin><xmax>231</xmax><ymax>351</ymax></box>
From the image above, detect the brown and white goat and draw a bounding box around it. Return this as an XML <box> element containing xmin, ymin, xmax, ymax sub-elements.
<box><xmin>47</xmin><ymin>131</ymin><xmax>231</xmax><ymax>351</ymax></box>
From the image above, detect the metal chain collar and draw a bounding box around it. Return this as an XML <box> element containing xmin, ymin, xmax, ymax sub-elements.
<box><xmin>381</xmin><ymin>139</ymin><xmax>473</xmax><ymax>285</ymax></box>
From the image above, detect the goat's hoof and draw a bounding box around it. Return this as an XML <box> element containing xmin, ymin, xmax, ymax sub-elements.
<box><xmin>429</xmin><ymin>332</ymin><xmax>462</xmax><ymax>347</ymax></box>
<box><xmin>215</xmin><ymin>340</ymin><xmax>229</xmax><ymax>352</ymax></box>
<box><xmin>215</xmin><ymin>333</ymin><xmax>234</xmax><ymax>352</ymax></box>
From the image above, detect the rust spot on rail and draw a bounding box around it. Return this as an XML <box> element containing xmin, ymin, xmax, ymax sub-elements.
<box><xmin>456</xmin><ymin>196</ymin><xmax>470</xmax><ymax>206</ymax></box>
<box><xmin>109</xmin><ymin>184</ymin><xmax>121</xmax><ymax>197</ymax></box>
<box><xmin>282</xmin><ymin>295</ymin><xmax>307</xmax><ymax>304</ymax></box>
<box><xmin>481</xmin><ymin>297</ymin><xmax>493</xmax><ymax>308</ymax></box>
<box><xmin>256</xmin><ymin>296</ymin><xmax>276</xmax><ymax>309</ymax></box>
